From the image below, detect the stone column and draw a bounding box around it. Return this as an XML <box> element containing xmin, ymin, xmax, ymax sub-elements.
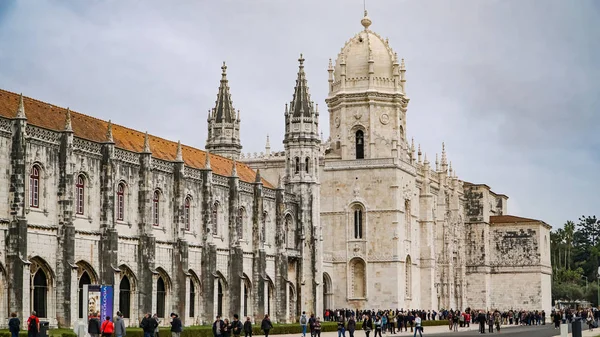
<box><xmin>172</xmin><ymin>153</ymin><xmax>189</xmax><ymax>319</ymax></box>
<box><xmin>99</xmin><ymin>138</ymin><xmax>118</xmax><ymax>286</ymax></box>
<box><xmin>274</xmin><ymin>184</ymin><xmax>288</xmax><ymax>323</ymax></box>
<box><xmin>200</xmin><ymin>155</ymin><xmax>216</xmax><ymax>324</ymax></box>
<box><xmin>137</xmin><ymin>140</ymin><xmax>155</xmax><ymax>314</ymax></box>
<box><xmin>252</xmin><ymin>173</ymin><xmax>265</xmax><ymax>322</ymax></box>
<box><xmin>7</xmin><ymin>101</ymin><xmax>29</xmax><ymax>321</ymax></box>
<box><xmin>227</xmin><ymin>165</ymin><xmax>242</xmax><ymax>319</ymax></box>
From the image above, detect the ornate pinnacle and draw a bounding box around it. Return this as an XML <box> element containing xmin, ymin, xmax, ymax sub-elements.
<box><xmin>400</xmin><ymin>58</ymin><xmax>406</xmax><ymax>71</ymax></box>
<box><xmin>106</xmin><ymin>120</ymin><xmax>113</xmax><ymax>142</ymax></box>
<box><xmin>277</xmin><ymin>174</ymin><xmax>283</xmax><ymax>189</ymax></box>
<box><xmin>328</xmin><ymin>58</ymin><xmax>333</xmax><ymax>71</ymax></box>
<box><xmin>16</xmin><ymin>93</ymin><xmax>26</xmax><ymax>119</ymax></box>
<box><xmin>64</xmin><ymin>108</ymin><xmax>73</xmax><ymax>132</ymax></box>
<box><xmin>175</xmin><ymin>140</ymin><xmax>183</xmax><ymax>162</ymax></box>
<box><xmin>255</xmin><ymin>169</ymin><xmax>262</xmax><ymax>183</ymax></box>
<box><xmin>205</xmin><ymin>151</ymin><xmax>211</xmax><ymax>169</ymax></box>
<box><xmin>231</xmin><ymin>159</ymin><xmax>237</xmax><ymax>177</ymax></box>
<box><xmin>142</xmin><ymin>131</ymin><xmax>151</xmax><ymax>153</ymax></box>
<box><xmin>441</xmin><ymin>142</ymin><xmax>447</xmax><ymax>167</ymax></box>
<box><xmin>361</xmin><ymin>10</ymin><xmax>372</xmax><ymax>30</ymax></box>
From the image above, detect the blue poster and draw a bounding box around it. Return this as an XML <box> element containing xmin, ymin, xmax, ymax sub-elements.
<box><xmin>100</xmin><ymin>285</ymin><xmax>114</xmax><ymax>320</ymax></box>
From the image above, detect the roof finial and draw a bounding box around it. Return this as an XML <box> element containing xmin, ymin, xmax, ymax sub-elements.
<box><xmin>64</xmin><ymin>108</ymin><xmax>72</xmax><ymax>132</ymax></box>
<box><xmin>143</xmin><ymin>131</ymin><xmax>151</xmax><ymax>153</ymax></box>
<box><xmin>255</xmin><ymin>169</ymin><xmax>262</xmax><ymax>183</ymax></box>
<box><xmin>417</xmin><ymin>144</ymin><xmax>422</xmax><ymax>163</ymax></box>
<box><xmin>277</xmin><ymin>174</ymin><xmax>283</xmax><ymax>189</ymax></box>
<box><xmin>441</xmin><ymin>142</ymin><xmax>447</xmax><ymax>167</ymax></box>
<box><xmin>175</xmin><ymin>140</ymin><xmax>183</xmax><ymax>162</ymax></box>
<box><xmin>221</xmin><ymin>61</ymin><xmax>227</xmax><ymax>77</ymax></box>
<box><xmin>299</xmin><ymin>53</ymin><xmax>305</xmax><ymax>67</ymax></box>
<box><xmin>231</xmin><ymin>159</ymin><xmax>238</xmax><ymax>177</ymax></box>
<box><xmin>435</xmin><ymin>153</ymin><xmax>439</xmax><ymax>171</ymax></box>
<box><xmin>361</xmin><ymin>7</ymin><xmax>372</xmax><ymax>30</ymax></box>
<box><xmin>16</xmin><ymin>93</ymin><xmax>26</xmax><ymax>119</ymax></box>
<box><xmin>106</xmin><ymin>120</ymin><xmax>113</xmax><ymax>142</ymax></box>
<box><xmin>205</xmin><ymin>150</ymin><xmax>211</xmax><ymax>169</ymax></box>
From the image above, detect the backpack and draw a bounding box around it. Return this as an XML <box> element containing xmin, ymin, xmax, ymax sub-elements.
<box><xmin>29</xmin><ymin>318</ymin><xmax>38</xmax><ymax>333</ymax></box>
<box><xmin>301</xmin><ymin>316</ymin><xmax>307</xmax><ymax>325</ymax></box>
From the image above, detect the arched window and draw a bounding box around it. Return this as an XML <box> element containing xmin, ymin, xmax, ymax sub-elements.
<box><xmin>76</xmin><ymin>175</ymin><xmax>85</xmax><ymax>215</ymax></box>
<box><xmin>405</xmin><ymin>255</ymin><xmax>412</xmax><ymax>298</ymax></box>
<box><xmin>152</xmin><ymin>191</ymin><xmax>160</xmax><ymax>226</ymax></box>
<box><xmin>189</xmin><ymin>279</ymin><xmax>195</xmax><ymax>317</ymax></box>
<box><xmin>217</xmin><ymin>279</ymin><xmax>224</xmax><ymax>316</ymax></box>
<box><xmin>349</xmin><ymin>258</ymin><xmax>366</xmax><ymax>299</ymax></box>
<box><xmin>267</xmin><ymin>280</ymin><xmax>274</xmax><ymax>316</ymax></box>
<box><xmin>212</xmin><ymin>202</ymin><xmax>219</xmax><ymax>235</ymax></box>
<box><xmin>78</xmin><ymin>271</ymin><xmax>91</xmax><ymax>318</ymax></box>
<box><xmin>32</xmin><ymin>269</ymin><xmax>48</xmax><ymax>318</ymax></box>
<box><xmin>238</xmin><ymin>207</ymin><xmax>245</xmax><ymax>239</ymax></box>
<box><xmin>156</xmin><ymin>276</ymin><xmax>166</xmax><ymax>317</ymax></box>
<box><xmin>30</xmin><ymin>165</ymin><xmax>40</xmax><ymax>208</ymax></box>
<box><xmin>355</xmin><ymin>130</ymin><xmax>364</xmax><ymax>159</ymax></box>
<box><xmin>352</xmin><ymin>205</ymin><xmax>364</xmax><ymax>239</ymax></box>
<box><xmin>262</xmin><ymin>211</ymin><xmax>268</xmax><ymax>245</ymax></box>
<box><xmin>119</xmin><ymin>275</ymin><xmax>131</xmax><ymax>318</ymax></box>
<box><xmin>295</xmin><ymin>157</ymin><xmax>300</xmax><ymax>174</ymax></box>
<box><xmin>184</xmin><ymin>196</ymin><xmax>191</xmax><ymax>231</ymax></box>
<box><xmin>116</xmin><ymin>183</ymin><xmax>125</xmax><ymax>221</ymax></box>
<box><xmin>243</xmin><ymin>280</ymin><xmax>250</xmax><ymax>317</ymax></box>
<box><xmin>405</xmin><ymin>200</ymin><xmax>411</xmax><ymax>237</ymax></box>
<box><xmin>285</xmin><ymin>214</ymin><xmax>295</xmax><ymax>248</ymax></box>
<box><xmin>305</xmin><ymin>157</ymin><xmax>310</xmax><ymax>173</ymax></box>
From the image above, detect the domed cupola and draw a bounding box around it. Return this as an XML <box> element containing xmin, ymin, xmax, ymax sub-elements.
<box><xmin>329</xmin><ymin>11</ymin><xmax>406</xmax><ymax>95</ymax></box>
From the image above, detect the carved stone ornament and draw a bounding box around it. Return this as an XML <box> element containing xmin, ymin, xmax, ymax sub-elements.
<box><xmin>379</xmin><ymin>113</ymin><xmax>390</xmax><ymax>125</ymax></box>
<box><xmin>403</xmin><ymin>183</ymin><xmax>413</xmax><ymax>201</ymax></box>
<box><xmin>335</xmin><ymin>116</ymin><xmax>341</xmax><ymax>128</ymax></box>
<box><xmin>354</xmin><ymin>111</ymin><xmax>362</xmax><ymax>120</ymax></box>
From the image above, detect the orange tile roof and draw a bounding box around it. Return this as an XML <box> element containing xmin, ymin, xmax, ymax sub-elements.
<box><xmin>490</xmin><ymin>215</ymin><xmax>541</xmax><ymax>224</ymax></box>
<box><xmin>0</xmin><ymin>89</ymin><xmax>273</xmax><ymax>188</ymax></box>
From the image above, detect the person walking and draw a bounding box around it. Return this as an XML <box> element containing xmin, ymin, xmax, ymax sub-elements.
<box><xmin>114</xmin><ymin>311</ymin><xmax>126</xmax><ymax>337</ymax></box>
<box><xmin>170</xmin><ymin>313</ymin><xmax>183</xmax><ymax>337</ymax></box>
<box><xmin>9</xmin><ymin>312</ymin><xmax>20</xmax><ymax>337</ymax></box>
<box><xmin>27</xmin><ymin>311</ymin><xmax>40</xmax><ymax>337</ymax></box>
<box><xmin>413</xmin><ymin>314</ymin><xmax>422</xmax><ymax>337</ymax></box>
<box><xmin>477</xmin><ymin>311</ymin><xmax>486</xmax><ymax>334</ymax></box>
<box><xmin>363</xmin><ymin>314</ymin><xmax>373</xmax><ymax>337</ymax></box>
<box><xmin>100</xmin><ymin>316</ymin><xmax>114</xmax><ymax>337</ymax></box>
<box><xmin>141</xmin><ymin>313</ymin><xmax>158</xmax><ymax>337</ymax></box>
<box><xmin>223</xmin><ymin>318</ymin><xmax>232</xmax><ymax>337</ymax></box>
<box><xmin>347</xmin><ymin>315</ymin><xmax>356</xmax><ymax>337</ymax></box>
<box><xmin>313</xmin><ymin>318</ymin><xmax>322</xmax><ymax>337</ymax></box>
<box><xmin>153</xmin><ymin>314</ymin><xmax>161</xmax><ymax>337</ymax></box>
<box><xmin>232</xmin><ymin>314</ymin><xmax>243</xmax><ymax>337</ymax></box>
<box><xmin>261</xmin><ymin>314</ymin><xmax>273</xmax><ymax>337</ymax></box>
<box><xmin>338</xmin><ymin>316</ymin><xmax>346</xmax><ymax>337</ymax></box>
<box><xmin>243</xmin><ymin>317</ymin><xmax>253</xmax><ymax>337</ymax></box>
<box><xmin>88</xmin><ymin>312</ymin><xmax>101</xmax><ymax>337</ymax></box>
<box><xmin>213</xmin><ymin>315</ymin><xmax>225</xmax><ymax>337</ymax></box>
<box><xmin>300</xmin><ymin>311</ymin><xmax>308</xmax><ymax>337</ymax></box>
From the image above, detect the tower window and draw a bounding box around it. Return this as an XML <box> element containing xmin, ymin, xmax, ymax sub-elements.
<box><xmin>30</xmin><ymin>165</ymin><xmax>40</xmax><ymax>208</ymax></box>
<box><xmin>76</xmin><ymin>175</ymin><xmax>85</xmax><ymax>215</ymax></box>
<box><xmin>356</xmin><ymin>130</ymin><xmax>364</xmax><ymax>159</ymax></box>
<box><xmin>153</xmin><ymin>190</ymin><xmax>160</xmax><ymax>226</ymax></box>
<box><xmin>353</xmin><ymin>205</ymin><xmax>364</xmax><ymax>239</ymax></box>
<box><xmin>305</xmin><ymin>157</ymin><xmax>310</xmax><ymax>173</ymax></box>
<box><xmin>184</xmin><ymin>196</ymin><xmax>191</xmax><ymax>231</ymax></box>
<box><xmin>116</xmin><ymin>183</ymin><xmax>125</xmax><ymax>221</ymax></box>
<box><xmin>295</xmin><ymin>157</ymin><xmax>300</xmax><ymax>174</ymax></box>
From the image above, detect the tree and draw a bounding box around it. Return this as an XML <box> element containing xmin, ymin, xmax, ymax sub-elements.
<box><xmin>564</xmin><ymin>221</ymin><xmax>575</xmax><ymax>270</ymax></box>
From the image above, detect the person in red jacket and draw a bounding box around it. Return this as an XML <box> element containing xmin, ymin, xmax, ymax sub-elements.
<box><xmin>101</xmin><ymin>316</ymin><xmax>115</xmax><ymax>337</ymax></box>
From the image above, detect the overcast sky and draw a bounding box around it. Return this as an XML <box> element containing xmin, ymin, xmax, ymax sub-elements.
<box><xmin>0</xmin><ymin>0</ymin><xmax>598</xmax><ymax>229</ymax></box>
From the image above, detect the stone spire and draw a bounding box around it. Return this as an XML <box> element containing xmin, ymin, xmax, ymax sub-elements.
<box><xmin>175</xmin><ymin>140</ymin><xmax>183</xmax><ymax>162</ymax></box>
<box><xmin>417</xmin><ymin>144</ymin><xmax>422</xmax><ymax>163</ymax></box>
<box><xmin>441</xmin><ymin>142</ymin><xmax>448</xmax><ymax>169</ymax></box>
<box><xmin>64</xmin><ymin>108</ymin><xmax>73</xmax><ymax>132</ymax></box>
<box><xmin>231</xmin><ymin>159</ymin><xmax>237</xmax><ymax>177</ymax></box>
<box><xmin>255</xmin><ymin>169</ymin><xmax>262</xmax><ymax>183</ymax></box>
<box><xmin>15</xmin><ymin>93</ymin><xmax>26</xmax><ymax>119</ymax></box>
<box><xmin>106</xmin><ymin>120</ymin><xmax>113</xmax><ymax>142</ymax></box>
<box><xmin>206</xmin><ymin>62</ymin><xmax>242</xmax><ymax>160</ymax></box>
<box><xmin>289</xmin><ymin>54</ymin><xmax>315</xmax><ymax>117</ymax></box>
<box><xmin>204</xmin><ymin>151</ymin><xmax>211</xmax><ymax>169</ymax></box>
<box><xmin>435</xmin><ymin>153</ymin><xmax>439</xmax><ymax>171</ymax></box>
<box><xmin>143</xmin><ymin>131</ymin><xmax>151</xmax><ymax>153</ymax></box>
<box><xmin>265</xmin><ymin>134</ymin><xmax>271</xmax><ymax>156</ymax></box>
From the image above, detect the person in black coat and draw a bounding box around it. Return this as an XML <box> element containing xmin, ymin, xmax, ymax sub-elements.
<box><xmin>243</xmin><ymin>317</ymin><xmax>253</xmax><ymax>337</ymax></box>
<box><xmin>363</xmin><ymin>314</ymin><xmax>373</xmax><ymax>337</ymax></box>
<box><xmin>88</xmin><ymin>313</ymin><xmax>102</xmax><ymax>337</ymax></box>
<box><xmin>170</xmin><ymin>313</ymin><xmax>182</xmax><ymax>337</ymax></box>
<box><xmin>213</xmin><ymin>316</ymin><xmax>225</xmax><ymax>337</ymax></box>
<box><xmin>9</xmin><ymin>312</ymin><xmax>20</xmax><ymax>337</ymax></box>
<box><xmin>260</xmin><ymin>314</ymin><xmax>273</xmax><ymax>337</ymax></box>
<box><xmin>140</xmin><ymin>313</ymin><xmax>158</xmax><ymax>337</ymax></box>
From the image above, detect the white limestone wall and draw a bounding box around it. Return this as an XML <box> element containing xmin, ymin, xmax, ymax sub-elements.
<box><xmin>25</xmin><ymin>140</ymin><xmax>60</xmax><ymax>226</ymax></box>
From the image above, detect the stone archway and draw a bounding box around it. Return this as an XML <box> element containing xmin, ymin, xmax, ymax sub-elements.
<box><xmin>323</xmin><ymin>272</ymin><xmax>333</xmax><ymax>310</ymax></box>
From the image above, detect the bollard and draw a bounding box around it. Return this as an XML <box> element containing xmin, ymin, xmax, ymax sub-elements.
<box><xmin>560</xmin><ymin>323</ymin><xmax>569</xmax><ymax>337</ymax></box>
<box><xmin>572</xmin><ymin>318</ymin><xmax>583</xmax><ymax>337</ymax></box>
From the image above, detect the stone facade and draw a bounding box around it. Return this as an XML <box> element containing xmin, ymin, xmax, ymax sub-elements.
<box><xmin>0</xmin><ymin>10</ymin><xmax>551</xmax><ymax>330</ymax></box>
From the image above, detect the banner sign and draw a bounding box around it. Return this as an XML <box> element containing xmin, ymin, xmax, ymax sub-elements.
<box><xmin>100</xmin><ymin>285</ymin><xmax>114</xmax><ymax>321</ymax></box>
<box><xmin>87</xmin><ymin>285</ymin><xmax>101</xmax><ymax>319</ymax></box>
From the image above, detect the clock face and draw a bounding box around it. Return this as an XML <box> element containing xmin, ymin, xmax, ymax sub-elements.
<box><xmin>334</xmin><ymin>116</ymin><xmax>341</xmax><ymax>128</ymax></box>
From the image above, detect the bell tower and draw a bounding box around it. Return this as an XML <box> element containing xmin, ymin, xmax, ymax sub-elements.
<box><xmin>206</xmin><ymin>62</ymin><xmax>242</xmax><ymax>160</ymax></box>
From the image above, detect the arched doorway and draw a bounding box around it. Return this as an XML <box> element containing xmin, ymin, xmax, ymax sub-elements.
<box><xmin>157</xmin><ymin>276</ymin><xmax>166</xmax><ymax>318</ymax></box>
<box><xmin>242</xmin><ymin>275</ymin><xmax>251</xmax><ymax>318</ymax></box>
<box><xmin>119</xmin><ymin>276</ymin><xmax>131</xmax><ymax>318</ymax></box>
<box><xmin>78</xmin><ymin>272</ymin><xmax>91</xmax><ymax>318</ymax></box>
<box><xmin>266</xmin><ymin>277</ymin><xmax>275</xmax><ymax>317</ymax></box>
<box><xmin>32</xmin><ymin>269</ymin><xmax>48</xmax><ymax>318</ymax></box>
<box><xmin>288</xmin><ymin>283</ymin><xmax>296</xmax><ymax>322</ymax></box>
<box><xmin>323</xmin><ymin>273</ymin><xmax>333</xmax><ymax>310</ymax></box>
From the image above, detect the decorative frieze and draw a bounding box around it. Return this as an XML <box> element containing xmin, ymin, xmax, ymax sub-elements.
<box><xmin>26</xmin><ymin>125</ymin><xmax>61</xmax><ymax>145</ymax></box>
<box><xmin>73</xmin><ymin>137</ymin><xmax>102</xmax><ymax>156</ymax></box>
<box><xmin>239</xmin><ymin>181</ymin><xmax>254</xmax><ymax>194</ymax></box>
<box><xmin>151</xmin><ymin>159</ymin><xmax>174</xmax><ymax>174</ymax></box>
<box><xmin>263</xmin><ymin>188</ymin><xmax>276</xmax><ymax>199</ymax></box>
<box><xmin>184</xmin><ymin>167</ymin><xmax>203</xmax><ymax>181</ymax></box>
<box><xmin>213</xmin><ymin>174</ymin><xmax>229</xmax><ymax>187</ymax></box>
<box><xmin>115</xmin><ymin>149</ymin><xmax>140</xmax><ymax>166</ymax></box>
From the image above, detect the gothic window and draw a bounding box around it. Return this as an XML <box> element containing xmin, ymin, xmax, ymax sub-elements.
<box><xmin>285</xmin><ymin>214</ymin><xmax>295</xmax><ymax>248</ymax></box>
<box><xmin>189</xmin><ymin>279</ymin><xmax>195</xmax><ymax>318</ymax></box>
<box><xmin>152</xmin><ymin>190</ymin><xmax>160</xmax><ymax>226</ymax></box>
<box><xmin>405</xmin><ymin>255</ymin><xmax>412</xmax><ymax>298</ymax></box>
<box><xmin>399</xmin><ymin>126</ymin><xmax>404</xmax><ymax>140</ymax></box>
<box><xmin>349</xmin><ymin>258</ymin><xmax>366</xmax><ymax>298</ymax></box>
<box><xmin>156</xmin><ymin>276</ymin><xmax>166</xmax><ymax>317</ymax></box>
<box><xmin>32</xmin><ymin>268</ymin><xmax>48</xmax><ymax>318</ymax></box>
<box><xmin>184</xmin><ymin>196</ymin><xmax>191</xmax><ymax>231</ymax></box>
<box><xmin>352</xmin><ymin>205</ymin><xmax>364</xmax><ymax>239</ymax></box>
<box><xmin>212</xmin><ymin>202</ymin><xmax>219</xmax><ymax>235</ymax></box>
<box><xmin>305</xmin><ymin>157</ymin><xmax>310</xmax><ymax>173</ymax></box>
<box><xmin>295</xmin><ymin>157</ymin><xmax>300</xmax><ymax>174</ymax></box>
<box><xmin>119</xmin><ymin>275</ymin><xmax>131</xmax><ymax>318</ymax></box>
<box><xmin>243</xmin><ymin>281</ymin><xmax>249</xmax><ymax>316</ymax></box>
<box><xmin>262</xmin><ymin>211</ymin><xmax>268</xmax><ymax>245</ymax></box>
<box><xmin>30</xmin><ymin>165</ymin><xmax>40</xmax><ymax>208</ymax></box>
<box><xmin>267</xmin><ymin>279</ymin><xmax>275</xmax><ymax>316</ymax></box>
<box><xmin>217</xmin><ymin>279</ymin><xmax>224</xmax><ymax>316</ymax></box>
<box><xmin>238</xmin><ymin>207</ymin><xmax>245</xmax><ymax>239</ymax></box>
<box><xmin>76</xmin><ymin>175</ymin><xmax>85</xmax><ymax>215</ymax></box>
<box><xmin>405</xmin><ymin>200</ymin><xmax>411</xmax><ymax>237</ymax></box>
<box><xmin>78</xmin><ymin>271</ymin><xmax>91</xmax><ymax>318</ymax></box>
<box><xmin>355</xmin><ymin>130</ymin><xmax>364</xmax><ymax>159</ymax></box>
<box><xmin>116</xmin><ymin>183</ymin><xmax>125</xmax><ymax>221</ymax></box>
